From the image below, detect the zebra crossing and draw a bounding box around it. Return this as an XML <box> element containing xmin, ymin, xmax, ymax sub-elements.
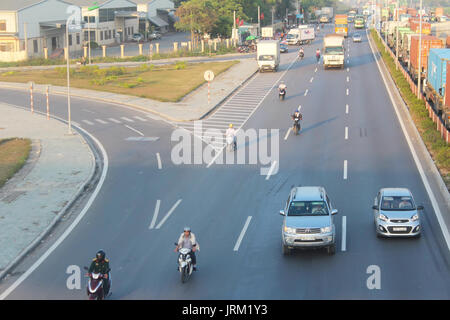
<box><xmin>81</xmin><ymin>115</ymin><xmax>149</xmax><ymax>126</ymax></box>
<box><xmin>172</xmin><ymin>71</ymin><xmax>285</xmax><ymax>150</ymax></box>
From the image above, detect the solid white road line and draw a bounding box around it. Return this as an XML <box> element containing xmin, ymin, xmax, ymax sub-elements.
<box><xmin>82</xmin><ymin>120</ymin><xmax>94</xmax><ymax>125</ymax></box>
<box><xmin>155</xmin><ymin>199</ymin><xmax>182</xmax><ymax>229</ymax></box>
<box><xmin>346</xmin><ymin>104</ymin><xmax>349</xmax><ymax>114</ymax></box>
<box><xmin>233</xmin><ymin>216</ymin><xmax>252</xmax><ymax>251</ymax></box>
<box><xmin>265</xmin><ymin>161</ymin><xmax>278</xmax><ymax>180</ymax></box>
<box><xmin>367</xmin><ymin>29</ymin><xmax>450</xmax><ymax>251</ymax></box>
<box><xmin>149</xmin><ymin>200</ymin><xmax>161</xmax><ymax>229</ymax></box>
<box><xmin>0</xmin><ymin>118</ymin><xmax>109</xmax><ymax>300</ymax></box>
<box><xmin>108</xmin><ymin>118</ymin><xmax>122</xmax><ymax>124</ymax></box>
<box><xmin>284</xmin><ymin>127</ymin><xmax>292</xmax><ymax>140</ymax></box>
<box><xmin>345</xmin><ymin>126</ymin><xmax>348</xmax><ymax>140</ymax></box>
<box><xmin>304</xmin><ymin>89</ymin><xmax>309</xmax><ymax>96</ymax></box>
<box><xmin>156</xmin><ymin>152</ymin><xmax>162</xmax><ymax>170</ymax></box>
<box><xmin>342</xmin><ymin>216</ymin><xmax>347</xmax><ymax>252</ymax></box>
<box><xmin>95</xmin><ymin>119</ymin><xmax>108</xmax><ymax>124</ymax></box>
<box><xmin>125</xmin><ymin>124</ymin><xmax>144</xmax><ymax>136</ymax></box>
<box><xmin>343</xmin><ymin>160</ymin><xmax>348</xmax><ymax>180</ymax></box>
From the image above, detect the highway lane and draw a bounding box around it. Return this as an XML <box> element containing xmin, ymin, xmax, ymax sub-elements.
<box><xmin>0</xmin><ymin>24</ymin><xmax>449</xmax><ymax>299</ymax></box>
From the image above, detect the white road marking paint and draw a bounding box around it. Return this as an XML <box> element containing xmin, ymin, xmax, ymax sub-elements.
<box><xmin>108</xmin><ymin>118</ymin><xmax>121</xmax><ymax>124</ymax></box>
<box><xmin>233</xmin><ymin>216</ymin><xmax>252</xmax><ymax>251</ymax></box>
<box><xmin>133</xmin><ymin>116</ymin><xmax>148</xmax><ymax>122</ymax></box>
<box><xmin>82</xmin><ymin>120</ymin><xmax>94</xmax><ymax>125</ymax></box>
<box><xmin>343</xmin><ymin>160</ymin><xmax>348</xmax><ymax>180</ymax></box>
<box><xmin>367</xmin><ymin>29</ymin><xmax>450</xmax><ymax>251</ymax></box>
<box><xmin>310</xmin><ymin>77</ymin><xmax>314</xmax><ymax>83</ymax></box>
<box><xmin>346</xmin><ymin>88</ymin><xmax>349</xmax><ymax>96</ymax></box>
<box><xmin>347</xmin><ymin>76</ymin><xmax>350</xmax><ymax>82</ymax></box>
<box><xmin>0</xmin><ymin>114</ymin><xmax>109</xmax><ymax>300</ymax></box>
<box><xmin>121</xmin><ymin>117</ymin><xmax>134</xmax><ymax>122</ymax></box>
<box><xmin>125</xmin><ymin>124</ymin><xmax>144</xmax><ymax>136</ymax></box>
<box><xmin>345</xmin><ymin>127</ymin><xmax>348</xmax><ymax>140</ymax></box>
<box><xmin>347</xmin><ymin>68</ymin><xmax>349</xmax><ymax>72</ymax></box>
<box><xmin>346</xmin><ymin>104</ymin><xmax>349</xmax><ymax>114</ymax></box>
<box><xmin>342</xmin><ymin>216</ymin><xmax>347</xmax><ymax>252</ymax></box>
<box><xmin>155</xmin><ymin>199</ymin><xmax>182</xmax><ymax>229</ymax></box>
<box><xmin>82</xmin><ymin>109</ymin><xmax>95</xmax><ymax>114</ymax></box>
<box><xmin>347</xmin><ymin>59</ymin><xmax>349</xmax><ymax>64</ymax></box>
<box><xmin>315</xmin><ymin>67</ymin><xmax>318</xmax><ymax>72</ymax></box>
<box><xmin>284</xmin><ymin>127</ymin><xmax>292</xmax><ymax>140</ymax></box>
<box><xmin>149</xmin><ymin>200</ymin><xmax>161</xmax><ymax>229</ymax></box>
<box><xmin>265</xmin><ymin>161</ymin><xmax>278</xmax><ymax>180</ymax></box>
<box><xmin>95</xmin><ymin>119</ymin><xmax>108</xmax><ymax>124</ymax></box>
<box><xmin>304</xmin><ymin>89</ymin><xmax>309</xmax><ymax>96</ymax></box>
<box><xmin>156</xmin><ymin>152</ymin><xmax>162</xmax><ymax>170</ymax></box>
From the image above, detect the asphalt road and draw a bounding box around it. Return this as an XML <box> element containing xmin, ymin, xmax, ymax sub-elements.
<box><xmin>0</xmin><ymin>24</ymin><xmax>449</xmax><ymax>299</ymax></box>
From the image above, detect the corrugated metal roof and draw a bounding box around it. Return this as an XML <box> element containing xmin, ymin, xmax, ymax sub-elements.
<box><xmin>148</xmin><ymin>15</ymin><xmax>167</xmax><ymax>27</ymax></box>
<box><xmin>0</xmin><ymin>0</ymin><xmax>47</xmax><ymax>11</ymax></box>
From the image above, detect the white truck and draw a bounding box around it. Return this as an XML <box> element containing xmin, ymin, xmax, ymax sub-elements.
<box><xmin>256</xmin><ymin>40</ymin><xmax>280</xmax><ymax>72</ymax></box>
<box><xmin>323</xmin><ymin>34</ymin><xmax>345</xmax><ymax>69</ymax></box>
<box><xmin>322</xmin><ymin>7</ymin><xmax>334</xmax><ymax>20</ymax></box>
<box><xmin>287</xmin><ymin>26</ymin><xmax>315</xmax><ymax>45</ymax></box>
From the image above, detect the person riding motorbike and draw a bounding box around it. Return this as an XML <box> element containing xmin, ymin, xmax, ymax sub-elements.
<box><xmin>291</xmin><ymin>108</ymin><xmax>303</xmax><ymax>132</ymax></box>
<box><xmin>226</xmin><ymin>123</ymin><xmax>237</xmax><ymax>150</ymax></box>
<box><xmin>316</xmin><ymin>49</ymin><xmax>321</xmax><ymax>62</ymax></box>
<box><xmin>174</xmin><ymin>227</ymin><xmax>199</xmax><ymax>271</ymax></box>
<box><xmin>87</xmin><ymin>250</ymin><xmax>110</xmax><ymax>296</ymax></box>
<box><xmin>299</xmin><ymin>47</ymin><xmax>304</xmax><ymax>58</ymax></box>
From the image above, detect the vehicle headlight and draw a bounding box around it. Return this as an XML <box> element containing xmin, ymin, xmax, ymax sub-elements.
<box><xmin>284</xmin><ymin>226</ymin><xmax>296</xmax><ymax>234</ymax></box>
<box><xmin>379</xmin><ymin>214</ymin><xmax>388</xmax><ymax>222</ymax></box>
<box><xmin>411</xmin><ymin>214</ymin><xmax>419</xmax><ymax>221</ymax></box>
<box><xmin>321</xmin><ymin>226</ymin><xmax>332</xmax><ymax>233</ymax></box>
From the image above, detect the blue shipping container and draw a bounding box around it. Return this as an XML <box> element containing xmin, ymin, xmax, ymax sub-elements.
<box><xmin>427</xmin><ymin>48</ymin><xmax>450</xmax><ymax>96</ymax></box>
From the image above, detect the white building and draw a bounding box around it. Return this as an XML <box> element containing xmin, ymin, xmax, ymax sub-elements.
<box><xmin>68</xmin><ymin>0</ymin><xmax>139</xmax><ymax>46</ymax></box>
<box><xmin>133</xmin><ymin>0</ymin><xmax>176</xmax><ymax>35</ymax></box>
<box><xmin>0</xmin><ymin>0</ymin><xmax>84</xmax><ymax>61</ymax></box>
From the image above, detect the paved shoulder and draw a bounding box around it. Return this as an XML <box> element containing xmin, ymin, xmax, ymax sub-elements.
<box><xmin>0</xmin><ymin>104</ymin><xmax>94</xmax><ymax>275</ymax></box>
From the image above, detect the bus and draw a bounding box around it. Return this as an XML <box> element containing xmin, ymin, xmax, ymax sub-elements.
<box><xmin>355</xmin><ymin>15</ymin><xmax>365</xmax><ymax>29</ymax></box>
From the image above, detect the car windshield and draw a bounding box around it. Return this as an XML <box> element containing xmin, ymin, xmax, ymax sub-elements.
<box><xmin>381</xmin><ymin>196</ymin><xmax>415</xmax><ymax>210</ymax></box>
<box><xmin>258</xmin><ymin>55</ymin><xmax>274</xmax><ymax>61</ymax></box>
<box><xmin>325</xmin><ymin>46</ymin><xmax>343</xmax><ymax>54</ymax></box>
<box><xmin>288</xmin><ymin>201</ymin><xmax>329</xmax><ymax>216</ymax></box>
<box><xmin>353</xmin><ymin>34</ymin><xmax>360</xmax><ymax>38</ymax></box>
<box><xmin>286</xmin><ymin>34</ymin><xmax>296</xmax><ymax>39</ymax></box>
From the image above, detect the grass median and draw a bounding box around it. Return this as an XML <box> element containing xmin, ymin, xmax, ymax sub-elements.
<box><xmin>0</xmin><ymin>60</ymin><xmax>239</xmax><ymax>102</ymax></box>
<box><xmin>0</xmin><ymin>138</ymin><xmax>31</xmax><ymax>188</ymax></box>
<box><xmin>370</xmin><ymin>29</ymin><xmax>450</xmax><ymax>189</ymax></box>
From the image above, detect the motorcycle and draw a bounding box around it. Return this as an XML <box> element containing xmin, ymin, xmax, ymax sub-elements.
<box><xmin>83</xmin><ymin>266</ymin><xmax>111</xmax><ymax>300</ymax></box>
<box><xmin>226</xmin><ymin>134</ymin><xmax>237</xmax><ymax>151</ymax></box>
<box><xmin>293</xmin><ymin>117</ymin><xmax>301</xmax><ymax>135</ymax></box>
<box><xmin>175</xmin><ymin>244</ymin><xmax>194</xmax><ymax>283</ymax></box>
<box><xmin>299</xmin><ymin>51</ymin><xmax>304</xmax><ymax>59</ymax></box>
<box><xmin>279</xmin><ymin>88</ymin><xmax>286</xmax><ymax>101</ymax></box>
<box><xmin>316</xmin><ymin>53</ymin><xmax>320</xmax><ymax>62</ymax></box>
<box><xmin>237</xmin><ymin>45</ymin><xmax>249</xmax><ymax>53</ymax></box>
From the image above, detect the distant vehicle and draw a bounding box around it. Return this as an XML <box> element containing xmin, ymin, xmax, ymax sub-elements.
<box><xmin>372</xmin><ymin>188</ymin><xmax>423</xmax><ymax>238</ymax></box>
<box><xmin>132</xmin><ymin>33</ymin><xmax>143</xmax><ymax>42</ymax></box>
<box><xmin>279</xmin><ymin>186</ymin><xmax>338</xmax><ymax>255</ymax></box>
<box><xmin>320</xmin><ymin>15</ymin><xmax>329</xmax><ymax>23</ymax></box>
<box><xmin>323</xmin><ymin>33</ymin><xmax>345</xmax><ymax>69</ymax></box>
<box><xmin>149</xmin><ymin>32</ymin><xmax>162</xmax><ymax>40</ymax></box>
<box><xmin>352</xmin><ymin>33</ymin><xmax>362</xmax><ymax>42</ymax></box>
<box><xmin>280</xmin><ymin>43</ymin><xmax>288</xmax><ymax>53</ymax></box>
<box><xmin>256</xmin><ymin>40</ymin><xmax>280</xmax><ymax>72</ymax></box>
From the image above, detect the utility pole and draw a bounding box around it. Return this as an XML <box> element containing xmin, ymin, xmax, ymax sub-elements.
<box><xmin>417</xmin><ymin>0</ymin><xmax>423</xmax><ymax>99</ymax></box>
<box><xmin>66</xmin><ymin>22</ymin><xmax>72</xmax><ymax>134</ymax></box>
<box><xmin>258</xmin><ymin>6</ymin><xmax>261</xmax><ymax>36</ymax></box>
<box><xmin>395</xmin><ymin>0</ymin><xmax>399</xmax><ymax>70</ymax></box>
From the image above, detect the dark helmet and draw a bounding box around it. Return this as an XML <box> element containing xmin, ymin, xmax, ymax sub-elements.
<box><xmin>96</xmin><ymin>250</ymin><xmax>105</xmax><ymax>261</ymax></box>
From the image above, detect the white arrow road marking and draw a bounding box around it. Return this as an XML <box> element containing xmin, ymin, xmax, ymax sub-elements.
<box><xmin>342</xmin><ymin>216</ymin><xmax>347</xmax><ymax>252</ymax></box>
<box><xmin>125</xmin><ymin>124</ymin><xmax>144</xmax><ymax>136</ymax></box>
<box><xmin>234</xmin><ymin>216</ymin><xmax>252</xmax><ymax>251</ymax></box>
<box><xmin>155</xmin><ymin>199</ymin><xmax>182</xmax><ymax>229</ymax></box>
<box><xmin>149</xmin><ymin>200</ymin><xmax>161</xmax><ymax>229</ymax></box>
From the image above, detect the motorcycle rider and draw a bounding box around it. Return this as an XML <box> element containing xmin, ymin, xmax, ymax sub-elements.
<box><xmin>226</xmin><ymin>123</ymin><xmax>237</xmax><ymax>150</ymax></box>
<box><xmin>175</xmin><ymin>227</ymin><xmax>199</xmax><ymax>271</ymax></box>
<box><xmin>87</xmin><ymin>250</ymin><xmax>110</xmax><ymax>296</ymax></box>
<box><xmin>299</xmin><ymin>47</ymin><xmax>304</xmax><ymax>58</ymax></box>
<box><xmin>291</xmin><ymin>108</ymin><xmax>303</xmax><ymax>131</ymax></box>
<box><xmin>316</xmin><ymin>48</ymin><xmax>321</xmax><ymax>62</ymax></box>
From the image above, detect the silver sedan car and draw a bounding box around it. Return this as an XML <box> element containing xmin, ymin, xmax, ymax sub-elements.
<box><xmin>352</xmin><ymin>33</ymin><xmax>362</xmax><ymax>42</ymax></box>
<box><xmin>372</xmin><ymin>188</ymin><xmax>423</xmax><ymax>238</ymax></box>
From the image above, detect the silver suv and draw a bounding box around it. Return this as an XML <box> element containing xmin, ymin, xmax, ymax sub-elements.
<box><xmin>372</xmin><ymin>188</ymin><xmax>423</xmax><ymax>238</ymax></box>
<box><xmin>280</xmin><ymin>186</ymin><xmax>338</xmax><ymax>255</ymax></box>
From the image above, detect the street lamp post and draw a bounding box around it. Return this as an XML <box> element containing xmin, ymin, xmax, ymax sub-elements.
<box><xmin>417</xmin><ymin>0</ymin><xmax>423</xmax><ymax>99</ymax></box>
<box><xmin>395</xmin><ymin>0</ymin><xmax>399</xmax><ymax>70</ymax></box>
<box><xmin>66</xmin><ymin>21</ymin><xmax>72</xmax><ymax>134</ymax></box>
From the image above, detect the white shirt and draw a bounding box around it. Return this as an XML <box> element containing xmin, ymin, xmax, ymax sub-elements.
<box><xmin>226</xmin><ymin>128</ymin><xmax>237</xmax><ymax>137</ymax></box>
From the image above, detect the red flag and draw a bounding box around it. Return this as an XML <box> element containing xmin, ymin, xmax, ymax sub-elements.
<box><xmin>236</xmin><ymin>18</ymin><xmax>240</xmax><ymax>25</ymax></box>
<box><xmin>240</xmin><ymin>19</ymin><xmax>244</xmax><ymax>26</ymax></box>
<box><xmin>261</xmin><ymin>13</ymin><xmax>264</xmax><ymax>20</ymax></box>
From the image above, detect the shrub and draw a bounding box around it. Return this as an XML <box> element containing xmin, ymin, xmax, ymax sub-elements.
<box><xmin>119</xmin><ymin>82</ymin><xmax>137</xmax><ymax>88</ymax></box>
<box><xmin>2</xmin><ymin>71</ymin><xmax>15</xmax><ymax>76</ymax></box>
<box><xmin>106</xmin><ymin>66</ymin><xmax>125</xmax><ymax>76</ymax></box>
<box><xmin>174</xmin><ymin>61</ymin><xmax>186</xmax><ymax>70</ymax></box>
<box><xmin>79</xmin><ymin>65</ymin><xmax>99</xmax><ymax>76</ymax></box>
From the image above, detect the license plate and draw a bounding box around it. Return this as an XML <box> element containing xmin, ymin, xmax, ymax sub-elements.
<box><xmin>300</xmin><ymin>236</ymin><xmax>314</xmax><ymax>240</ymax></box>
<box><xmin>393</xmin><ymin>227</ymin><xmax>407</xmax><ymax>231</ymax></box>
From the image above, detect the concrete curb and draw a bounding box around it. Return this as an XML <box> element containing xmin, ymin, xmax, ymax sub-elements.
<box><xmin>0</xmin><ymin>104</ymin><xmax>103</xmax><ymax>282</ymax></box>
<box><xmin>0</xmin><ymin>66</ymin><xmax>259</xmax><ymax>123</ymax></box>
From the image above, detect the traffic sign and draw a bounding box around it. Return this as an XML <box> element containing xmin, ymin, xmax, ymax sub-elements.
<box><xmin>204</xmin><ymin>70</ymin><xmax>214</xmax><ymax>82</ymax></box>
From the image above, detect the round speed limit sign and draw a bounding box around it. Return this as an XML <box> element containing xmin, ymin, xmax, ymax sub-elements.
<box><xmin>204</xmin><ymin>70</ymin><xmax>214</xmax><ymax>81</ymax></box>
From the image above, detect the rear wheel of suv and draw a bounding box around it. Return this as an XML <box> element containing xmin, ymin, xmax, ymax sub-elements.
<box><xmin>282</xmin><ymin>243</ymin><xmax>291</xmax><ymax>255</ymax></box>
<box><xmin>327</xmin><ymin>244</ymin><xmax>336</xmax><ymax>255</ymax></box>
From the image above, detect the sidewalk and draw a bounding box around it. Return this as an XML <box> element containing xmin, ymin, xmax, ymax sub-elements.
<box><xmin>0</xmin><ymin>104</ymin><xmax>95</xmax><ymax>277</ymax></box>
<box><xmin>0</xmin><ymin>58</ymin><xmax>259</xmax><ymax>122</ymax></box>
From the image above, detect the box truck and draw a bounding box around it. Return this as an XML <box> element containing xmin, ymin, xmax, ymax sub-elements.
<box><xmin>256</xmin><ymin>40</ymin><xmax>280</xmax><ymax>72</ymax></box>
<box><xmin>323</xmin><ymin>34</ymin><xmax>345</xmax><ymax>69</ymax></box>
